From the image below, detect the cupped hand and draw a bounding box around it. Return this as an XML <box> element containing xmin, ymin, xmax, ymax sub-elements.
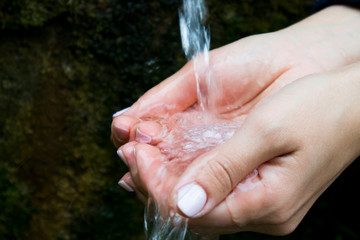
<box><xmin>127</xmin><ymin>63</ymin><xmax>360</xmax><ymax>236</ymax></box>
<box><xmin>112</xmin><ymin>5</ymin><xmax>360</xmax><ymax>147</ymax></box>
<box><xmin>112</xmin><ymin>5</ymin><xmax>360</xmax><ymax>236</ymax></box>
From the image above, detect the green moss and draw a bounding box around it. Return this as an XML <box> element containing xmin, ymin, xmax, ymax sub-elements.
<box><xmin>0</xmin><ymin>164</ymin><xmax>32</xmax><ymax>239</ymax></box>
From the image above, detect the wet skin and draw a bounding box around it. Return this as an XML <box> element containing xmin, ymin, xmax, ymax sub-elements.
<box><xmin>112</xmin><ymin>6</ymin><xmax>360</xmax><ymax>236</ymax></box>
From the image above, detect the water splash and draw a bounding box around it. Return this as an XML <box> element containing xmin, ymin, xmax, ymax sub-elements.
<box><xmin>145</xmin><ymin>198</ymin><xmax>206</xmax><ymax>240</ymax></box>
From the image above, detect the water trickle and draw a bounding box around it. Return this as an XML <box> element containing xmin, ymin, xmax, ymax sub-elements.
<box><xmin>143</xmin><ymin>0</ymin><xmax>239</xmax><ymax>239</ymax></box>
<box><xmin>179</xmin><ymin>0</ymin><xmax>211</xmax><ymax>111</ymax></box>
<box><xmin>145</xmin><ymin>198</ymin><xmax>204</xmax><ymax>240</ymax></box>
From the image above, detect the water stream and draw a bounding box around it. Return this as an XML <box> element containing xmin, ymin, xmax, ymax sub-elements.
<box><xmin>179</xmin><ymin>0</ymin><xmax>211</xmax><ymax>111</ymax></box>
<box><xmin>144</xmin><ymin>0</ymin><xmax>234</xmax><ymax>239</ymax></box>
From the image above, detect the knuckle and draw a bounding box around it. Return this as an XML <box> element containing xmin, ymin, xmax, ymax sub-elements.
<box><xmin>257</xmin><ymin>114</ymin><xmax>280</xmax><ymax>137</ymax></box>
<box><xmin>249</xmin><ymin>108</ymin><xmax>292</xmax><ymax>149</ymax></box>
<box><xmin>249</xmin><ymin>110</ymin><xmax>276</xmax><ymax>137</ymax></box>
<box><xmin>251</xmin><ymin>107</ymin><xmax>274</xmax><ymax>127</ymax></box>
<box><xmin>204</xmin><ymin>155</ymin><xmax>237</xmax><ymax>193</ymax></box>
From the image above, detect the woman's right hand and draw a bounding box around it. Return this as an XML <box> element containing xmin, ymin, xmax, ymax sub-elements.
<box><xmin>131</xmin><ymin>61</ymin><xmax>360</xmax><ymax>236</ymax></box>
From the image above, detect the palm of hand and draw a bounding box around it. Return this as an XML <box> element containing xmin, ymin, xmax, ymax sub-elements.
<box><xmin>114</xmin><ymin>32</ymin><xmax>329</xmax><ymax>234</ymax></box>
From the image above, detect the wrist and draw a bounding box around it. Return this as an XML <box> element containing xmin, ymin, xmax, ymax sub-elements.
<box><xmin>329</xmin><ymin>62</ymin><xmax>360</xmax><ymax>160</ymax></box>
<box><xmin>281</xmin><ymin>5</ymin><xmax>360</xmax><ymax>70</ymax></box>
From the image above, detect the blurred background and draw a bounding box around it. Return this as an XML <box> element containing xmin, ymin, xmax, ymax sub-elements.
<box><xmin>1</xmin><ymin>0</ymin><xmax>359</xmax><ymax>239</ymax></box>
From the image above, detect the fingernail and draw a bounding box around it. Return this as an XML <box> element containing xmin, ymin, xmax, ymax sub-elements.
<box><xmin>177</xmin><ymin>183</ymin><xmax>207</xmax><ymax>217</ymax></box>
<box><xmin>118</xmin><ymin>180</ymin><xmax>134</xmax><ymax>192</ymax></box>
<box><xmin>117</xmin><ymin>149</ymin><xmax>128</xmax><ymax>167</ymax></box>
<box><xmin>136</xmin><ymin>129</ymin><xmax>152</xmax><ymax>143</ymax></box>
<box><xmin>113</xmin><ymin>107</ymin><xmax>130</xmax><ymax>118</ymax></box>
<box><xmin>114</xmin><ymin>124</ymin><xmax>129</xmax><ymax>141</ymax></box>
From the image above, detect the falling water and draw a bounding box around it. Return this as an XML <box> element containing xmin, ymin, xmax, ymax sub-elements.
<box><xmin>145</xmin><ymin>198</ymin><xmax>206</xmax><ymax>240</ymax></box>
<box><xmin>144</xmin><ymin>0</ymin><xmax>227</xmax><ymax>239</ymax></box>
<box><xmin>179</xmin><ymin>0</ymin><xmax>211</xmax><ymax>111</ymax></box>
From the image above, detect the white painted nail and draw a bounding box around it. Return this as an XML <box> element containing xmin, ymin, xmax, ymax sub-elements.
<box><xmin>177</xmin><ymin>183</ymin><xmax>207</xmax><ymax>217</ymax></box>
<box><xmin>136</xmin><ymin>129</ymin><xmax>152</xmax><ymax>143</ymax></box>
<box><xmin>118</xmin><ymin>180</ymin><xmax>134</xmax><ymax>192</ymax></box>
<box><xmin>113</xmin><ymin>124</ymin><xmax>129</xmax><ymax>141</ymax></box>
<box><xmin>117</xmin><ymin>149</ymin><xmax>128</xmax><ymax>167</ymax></box>
<box><xmin>112</xmin><ymin>107</ymin><xmax>130</xmax><ymax>118</ymax></box>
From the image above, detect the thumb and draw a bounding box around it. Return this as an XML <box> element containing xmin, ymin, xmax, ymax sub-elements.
<box><xmin>171</xmin><ymin>113</ymin><xmax>294</xmax><ymax>218</ymax></box>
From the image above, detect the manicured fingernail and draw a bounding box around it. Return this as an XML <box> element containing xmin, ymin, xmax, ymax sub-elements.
<box><xmin>136</xmin><ymin>129</ymin><xmax>151</xmax><ymax>143</ymax></box>
<box><xmin>117</xmin><ymin>149</ymin><xmax>128</xmax><ymax>167</ymax></box>
<box><xmin>118</xmin><ymin>180</ymin><xmax>134</xmax><ymax>192</ymax></box>
<box><xmin>114</xmin><ymin>124</ymin><xmax>129</xmax><ymax>141</ymax></box>
<box><xmin>177</xmin><ymin>183</ymin><xmax>207</xmax><ymax>217</ymax></box>
<box><xmin>113</xmin><ymin>107</ymin><xmax>130</xmax><ymax>118</ymax></box>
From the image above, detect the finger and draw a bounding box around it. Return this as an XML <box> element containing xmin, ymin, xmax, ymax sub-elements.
<box><xmin>112</xmin><ymin>107</ymin><xmax>130</xmax><ymax>118</ymax></box>
<box><xmin>118</xmin><ymin>172</ymin><xmax>147</xmax><ymax>204</ymax></box>
<box><xmin>170</xmin><ymin>110</ymin><xmax>297</xmax><ymax>218</ymax></box>
<box><xmin>133</xmin><ymin>143</ymin><xmax>180</xmax><ymax>210</ymax></box>
<box><xmin>133</xmin><ymin>144</ymin><xmax>168</xmax><ymax>193</ymax></box>
<box><xmin>111</xmin><ymin>62</ymin><xmax>197</xmax><ymax>148</ymax></box>
<box><xmin>118</xmin><ymin>172</ymin><xmax>136</xmax><ymax>192</ymax></box>
<box><xmin>186</xmin><ymin>169</ymin><xmax>264</xmax><ymax>235</ymax></box>
<box><xmin>129</xmin><ymin>120</ymin><xmax>165</xmax><ymax>144</ymax></box>
<box><xmin>119</xmin><ymin>142</ymin><xmax>147</xmax><ymax>195</ymax></box>
<box><xmin>112</xmin><ymin>115</ymin><xmax>140</xmax><ymax>147</ymax></box>
<box><xmin>188</xmin><ymin>200</ymin><xmax>243</xmax><ymax>235</ymax></box>
<box><xmin>220</xmin><ymin>161</ymin><xmax>324</xmax><ymax>236</ymax></box>
<box><xmin>128</xmin><ymin>61</ymin><xmax>197</xmax><ymax>119</ymax></box>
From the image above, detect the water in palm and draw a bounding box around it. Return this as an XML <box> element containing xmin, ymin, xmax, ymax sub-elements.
<box><xmin>144</xmin><ymin>0</ymin><xmax>237</xmax><ymax>239</ymax></box>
